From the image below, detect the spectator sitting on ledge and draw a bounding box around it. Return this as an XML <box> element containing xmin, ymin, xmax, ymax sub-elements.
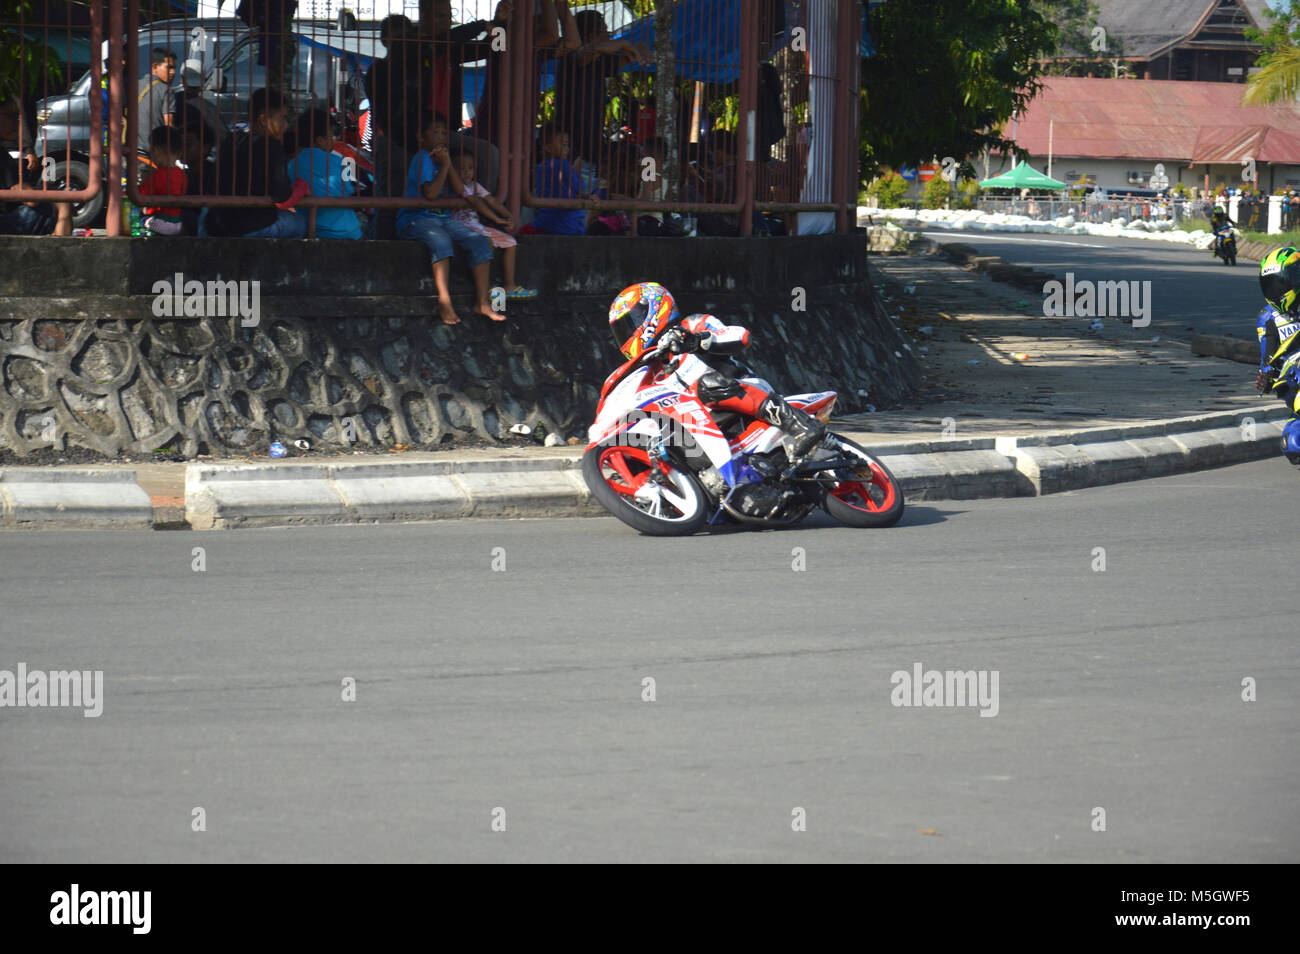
<box><xmin>203</xmin><ymin>88</ymin><xmax>308</xmax><ymax>238</ymax></box>
<box><xmin>520</xmin><ymin>124</ymin><xmax>587</xmax><ymax>236</ymax></box>
<box><xmin>0</xmin><ymin>96</ymin><xmax>71</xmax><ymax>236</ymax></box>
<box><xmin>450</xmin><ymin>151</ymin><xmax>536</xmax><ymax>298</ymax></box>
<box><xmin>398</xmin><ymin>113</ymin><xmax>500</xmax><ymax>325</ymax></box>
<box><xmin>286</xmin><ymin>108</ymin><xmax>364</xmax><ymax>240</ymax></box>
<box><xmin>141</xmin><ymin>125</ymin><xmax>187</xmax><ymax>236</ymax></box>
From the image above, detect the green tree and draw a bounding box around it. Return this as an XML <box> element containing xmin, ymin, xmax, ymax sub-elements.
<box><xmin>866</xmin><ymin>171</ymin><xmax>908</xmax><ymax>208</ymax></box>
<box><xmin>955</xmin><ymin>177</ymin><xmax>980</xmax><ymax>209</ymax></box>
<box><xmin>860</xmin><ymin>0</ymin><xmax>1059</xmax><ymax>175</ymax></box>
<box><xmin>0</xmin><ymin>0</ymin><xmax>65</xmax><ymax>103</ymax></box>
<box><xmin>1035</xmin><ymin>0</ymin><xmax>1127</xmax><ymax>77</ymax></box>
<box><xmin>921</xmin><ymin>173</ymin><xmax>950</xmax><ymax>209</ymax></box>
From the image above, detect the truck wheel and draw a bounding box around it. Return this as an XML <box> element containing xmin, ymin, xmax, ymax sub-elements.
<box><xmin>54</xmin><ymin>159</ymin><xmax>104</xmax><ymax>228</ymax></box>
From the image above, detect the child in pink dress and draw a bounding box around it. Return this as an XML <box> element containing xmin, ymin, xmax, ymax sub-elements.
<box><xmin>452</xmin><ymin>152</ymin><xmax>537</xmax><ymax>299</ymax></box>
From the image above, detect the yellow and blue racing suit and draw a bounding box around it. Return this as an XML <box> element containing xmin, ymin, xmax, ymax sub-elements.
<box><xmin>1257</xmin><ymin>304</ymin><xmax>1300</xmax><ymax>460</ymax></box>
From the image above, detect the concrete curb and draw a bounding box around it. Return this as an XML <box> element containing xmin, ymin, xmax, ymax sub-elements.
<box><xmin>2</xmin><ymin>411</ymin><xmax>1289</xmax><ymax>530</ymax></box>
<box><xmin>0</xmin><ymin>468</ymin><xmax>153</xmax><ymax>530</ymax></box>
<box><xmin>876</xmin><ymin>406</ymin><xmax>1288</xmax><ymax>500</ymax></box>
<box><xmin>177</xmin><ymin>405</ymin><xmax>1292</xmax><ymax>527</ymax></box>
<box><xmin>185</xmin><ymin>456</ymin><xmax>603</xmax><ymax>530</ymax></box>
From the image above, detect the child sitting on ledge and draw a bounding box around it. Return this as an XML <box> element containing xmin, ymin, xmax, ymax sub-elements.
<box><xmin>451</xmin><ymin>151</ymin><xmax>535</xmax><ymax>299</ymax></box>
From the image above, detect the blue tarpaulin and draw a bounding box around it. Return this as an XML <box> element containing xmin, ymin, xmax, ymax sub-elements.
<box><xmin>612</xmin><ymin>0</ymin><xmax>875</xmax><ymax>84</ymax></box>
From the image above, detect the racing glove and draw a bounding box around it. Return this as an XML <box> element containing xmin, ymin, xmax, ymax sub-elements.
<box><xmin>1256</xmin><ymin>369</ymin><xmax>1273</xmax><ymax>393</ymax></box>
<box><xmin>666</xmin><ymin>328</ymin><xmax>707</xmax><ymax>354</ymax></box>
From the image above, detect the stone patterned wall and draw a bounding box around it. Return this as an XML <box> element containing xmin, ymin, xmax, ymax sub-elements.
<box><xmin>0</xmin><ymin>235</ymin><xmax>921</xmax><ymax>458</ymax></box>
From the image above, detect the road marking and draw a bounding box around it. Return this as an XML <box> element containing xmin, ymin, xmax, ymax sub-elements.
<box><xmin>917</xmin><ymin>230</ymin><xmax>1112</xmax><ymax>249</ymax></box>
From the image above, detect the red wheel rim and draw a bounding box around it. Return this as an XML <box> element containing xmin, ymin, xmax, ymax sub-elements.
<box><xmin>830</xmin><ymin>461</ymin><xmax>896</xmax><ymax>512</ymax></box>
<box><xmin>598</xmin><ymin>446</ymin><xmax>653</xmax><ymax>497</ymax></box>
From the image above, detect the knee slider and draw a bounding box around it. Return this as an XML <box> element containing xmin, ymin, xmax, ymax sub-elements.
<box><xmin>696</xmin><ymin>371</ymin><xmax>745</xmax><ymax>404</ymax></box>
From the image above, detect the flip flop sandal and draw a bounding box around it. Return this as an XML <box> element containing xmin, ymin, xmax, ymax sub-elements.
<box><xmin>505</xmin><ymin>286</ymin><xmax>538</xmax><ymax>299</ymax></box>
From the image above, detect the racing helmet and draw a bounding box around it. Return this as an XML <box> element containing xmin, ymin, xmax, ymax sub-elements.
<box><xmin>1260</xmin><ymin>247</ymin><xmax>1300</xmax><ymax>315</ymax></box>
<box><xmin>608</xmin><ymin>282</ymin><xmax>680</xmax><ymax>360</ymax></box>
<box><xmin>1212</xmin><ymin>205</ymin><xmax>1225</xmax><ymax>216</ymax></box>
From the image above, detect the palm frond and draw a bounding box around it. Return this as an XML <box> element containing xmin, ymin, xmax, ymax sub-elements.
<box><xmin>1244</xmin><ymin>44</ymin><xmax>1300</xmax><ymax>106</ymax></box>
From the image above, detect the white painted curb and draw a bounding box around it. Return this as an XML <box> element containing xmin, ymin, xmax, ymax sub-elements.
<box><xmin>0</xmin><ymin>468</ymin><xmax>153</xmax><ymax>529</ymax></box>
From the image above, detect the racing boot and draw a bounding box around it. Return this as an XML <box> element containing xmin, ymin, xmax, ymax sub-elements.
<box><xmin>759</xmin><ymin>395</ymin><xmax>826</xmax><ymax>460</ymax></box>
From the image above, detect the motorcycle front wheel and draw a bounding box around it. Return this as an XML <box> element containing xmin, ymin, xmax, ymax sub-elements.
<box><xmin>582</xmin><ymin>438</ymin><xmax>710</xmax><ymax>536</ymax></box>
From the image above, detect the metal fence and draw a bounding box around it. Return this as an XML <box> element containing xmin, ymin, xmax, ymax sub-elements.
<box><xmin>1282</xmin><ymin>200</ymin><xmax>1300</xmax><ymax>233</ymax></box>
<box><xmin>2</xmin><ymin>0</ymin><xmax>861</xmax><ymax>238</ymax></box>
<box><xmin>972</xmin><ymin>195</ymin><xmax>1201</xmax><ymax>226</ymax></box>
<box><xmin>0</xmin><ymin>0</ymin><xmax>103</xmax><ymax>234</ymax></box>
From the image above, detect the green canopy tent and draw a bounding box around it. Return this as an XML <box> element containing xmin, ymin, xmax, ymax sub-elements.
<box><xmin>978</xmin><ymin>163</ymin><xmax>1067</xmax><ymax>191</ymax></box>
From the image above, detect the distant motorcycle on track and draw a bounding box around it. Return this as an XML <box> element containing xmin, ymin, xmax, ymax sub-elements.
<box><xmin>1214</xmin><ymin>226</ymin><xmax>1239</xmax><ymax>266</ymax></box>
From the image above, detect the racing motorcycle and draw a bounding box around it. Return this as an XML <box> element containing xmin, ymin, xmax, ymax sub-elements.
<box><xmin>1214</xmin><ymin>226</ymin><xmax>1238</xmax><ymax>266</ymax></box>
<box><xmin>582</xmin><ymin>336</ymin><xmax>904</xmax><ymax>536</ymax></box>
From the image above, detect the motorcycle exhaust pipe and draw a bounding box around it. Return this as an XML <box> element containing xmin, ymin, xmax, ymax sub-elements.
<box><xmin>719</xmin><ymin>496</ymin><xmax>811</xmax><ymax>528</ymax></box>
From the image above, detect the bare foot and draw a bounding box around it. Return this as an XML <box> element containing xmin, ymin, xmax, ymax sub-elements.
<box><xmin>439</xmin><ymin>301</ymin><xmax>462</xmax><ymax>325</ymax></box>
<box><xmin>476</xmin><ymin>301</ymin><xmax>506</xmax><ymax>322</ymax></box>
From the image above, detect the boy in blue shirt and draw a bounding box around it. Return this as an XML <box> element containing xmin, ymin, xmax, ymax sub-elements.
<box><xmin>287</xmin><ymin>109</ymin><xmax>363</xmax><ymax>240</ymax></box>
<box><xmin>399</xmin><ymin>113</ymin><xmax>501</xmax><ymax>325</ymax></box>
<box><xmin>521</xmin><ymin>125</ymin><xmax>587</xmax><ymax>236</ymax></box>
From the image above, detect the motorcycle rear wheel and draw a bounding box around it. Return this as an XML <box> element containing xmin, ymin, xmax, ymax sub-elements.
<box><xmin>820</xmin><ymin>436</ymin><xmax>905</xmax><ymax>528</ymax></box>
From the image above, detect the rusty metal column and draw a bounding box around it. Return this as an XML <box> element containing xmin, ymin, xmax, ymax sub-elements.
<box><xmin>831</xmin><ymin>0</ymin><xmax>857</xmax><ymax>234</ymax></box>
<box><xmin>508</xmin><ymin>0</ymin><xmax>535</xmax><ymax>226</ymax></box>
<box><xmin>844</xmin><ymin>0</ymin><xmax>861</xmax><ymax>231</ymax></box>
<box><xmin>738</xmin><ymin>0</ymin><xmax>759</xmax><ymax>237</ymax></box>
<box><xmin>493</xmin><ymin>0</ymin><xmax>513</xmax><ymax>204</ymax></box>
<box><xmin>106</xmin><ymin>0</ymin><xmax>124</xmax><ymax>236</ymax></box>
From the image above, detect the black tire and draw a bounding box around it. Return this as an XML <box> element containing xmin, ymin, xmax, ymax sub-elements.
<box><xmin>582</xmin><ymin>437</ymin><xmax>711</xmax><ymax>536</ymax></box>
<box><xmin>820</xmin><ymin>435</ymin><xmax>905</xmax><ymax>528</ymax></box>
<box><xmin>54</xmin><ymin>159</ymin><xmax>104</xmax><ymax>228</ymax></box>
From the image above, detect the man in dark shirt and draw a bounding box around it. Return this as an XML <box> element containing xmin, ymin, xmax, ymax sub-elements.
<box><xmin>421</xmin><ymin>0</ymin><xmax>499</xmax><ymax>195</ymax></box>
<box><xmin>1</xmin><ymin>97</ymin><xmax>70</xmax><ymax>235</ymax></box>
<box><xmin>474</xmin><ymin>0</ymin><xmax>575</xmax><ymax>147</ymax></box>
<box><xmin>366</xmin><ymin>14</ymin><xmax>420</xmax><ymax>239</ymax></box>
<box><xmin>204</xmin><ymin>88</ymin><xmax>306</xmax><ymax>238</ymax></box>
<box><xmin>553</xmin><ymin>10</ymin><xmax>648</xmax><ymax>175</ymax></box>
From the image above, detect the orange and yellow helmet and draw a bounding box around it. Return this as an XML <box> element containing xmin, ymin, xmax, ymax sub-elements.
<box><xmin>608</xmin><ymin>282</ymin><xmax>679</xmax><ymax>360</ymax></box>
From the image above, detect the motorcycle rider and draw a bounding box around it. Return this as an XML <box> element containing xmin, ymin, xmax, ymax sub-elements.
<box><xmin>1210</xmin><ymin>203</ymin><xmax>1237</xmax><ymax>257</ymax></box>
<box><xmin>1256</xmin><ymin>246</ymin><xmax>1300</xmax><ymax>463</ymax></box>
<box><xmin>607</xmin><ymin>281</ymin><xmax>826</xmax><ymax>459</ymax></box>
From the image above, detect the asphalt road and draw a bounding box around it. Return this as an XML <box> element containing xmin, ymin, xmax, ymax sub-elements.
<box><xmin>1</xmin><ymin>460</ymin><xmax>1297</xmax><ymax>863</ymax></box>
<box><xmin>917</xmin><ymin>230</ymin><xmax>1262</xmax><ymax>340</ymax></box>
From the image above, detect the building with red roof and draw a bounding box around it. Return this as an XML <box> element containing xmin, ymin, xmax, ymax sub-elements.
<box><xmin>986</xmin><ymin>76</ymin><xmax>1300</xmax><ymax>195</ymax></box>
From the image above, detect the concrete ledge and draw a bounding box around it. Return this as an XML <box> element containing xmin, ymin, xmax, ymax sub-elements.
<box><xmin>878</xmin><ymin>449</ymin><xmax>1029</xmax><ymax>500</ymax></box>
<box><xmin>0</xmin><ymin>468</ymin><xmax>153</xmax><ymax>529</ymax></box>
<box><xmin>185</xmin><ymin>464</ymin><xmax>343</xmax><ymax>530</ymax></box>
<box><xmin>1191</xmin><ymin>334</ymin><xmax>1258</xmax><ymax>364</ymax></box>
<box><xmin>39</xmin><ymin>406</ymin><xmax>1300</xmax><ymax>530</ymax></box>
<box><xmin>996</xmin><ymin>420</ymin><xmax>1284</xmax><ymax>497</ymax></box>
<box><xmin>330</xmin><ymin>472</ymin><xmax>471</xmax><ymax>521</ymax></box>
<box><xmin>185</xmin><ymin>455</ymin><xmax>598</xmax><ymax>529</ymax></box>
<box><xmin>1011</xmin><ymin>405</ymin><xmax>1289</xmax><ymax>449</ymax></box>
